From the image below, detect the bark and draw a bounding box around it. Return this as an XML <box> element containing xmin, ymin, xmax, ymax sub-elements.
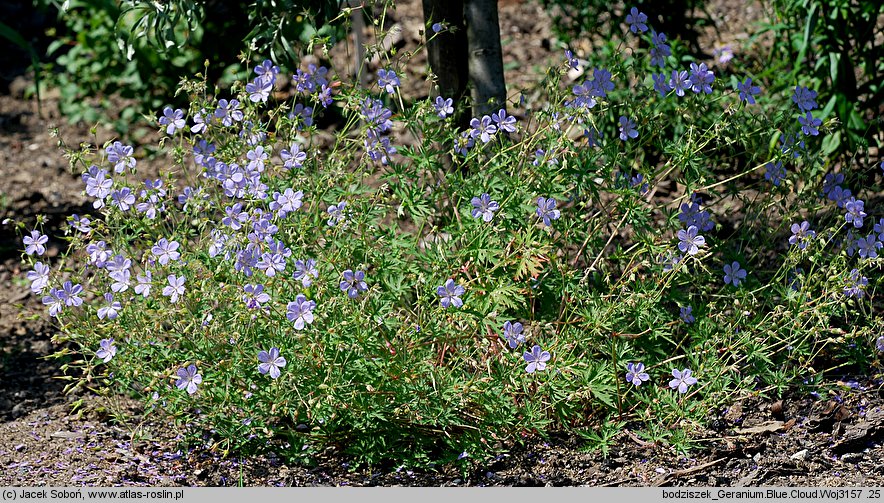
<box><xmin>421</xmin><ymin>0</ymin><xmax>469</xmax><ymax>123</ymax></box>
<box><xmin>464</xmin><ymin>0</ymin><xmax>506</xmax><ymax>117</ymax></box>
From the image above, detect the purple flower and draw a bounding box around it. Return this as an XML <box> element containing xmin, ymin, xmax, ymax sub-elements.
<box><xmin>625</xmin><ymin>362</ymin><xmax>650</xmax><ymax>386</ymax></box>
<box><xmin>97</xmin><ymin>292</ymin><xmax>122</xmax><ymax>320</ymax></box>
<box><xmin>584</xmin><ymin>127</ymin><xmax>603</xmax><ymax>148</ymax></box>
<box><xmin>669</xmin><ymin>70</ymin><xmax>691</xmax><ymax>97</ymax></box>
<box><xmin>377</xmin><ymin>69</ymin><xmax>400</xmax><ymax>94</ymax></box>
<box><xmin>536</xmin><ymin>197</ymin><xmax>561</xmax><ymax>227</ymax></box>
<box><xmin>327</xmin><ymin>202</ymin><xmax>348</xmax><ymax>227</ymax></box>
<box><xmin>175</xmin><ymin>364</ymin><xmax>202</xmax><ymax>395</ymax></box>
<box><xmin>27</xmin><ymin>262</ymin><xmax>50</xmax><ymax>294</ymax></box>
<box><xmin>286</xmin><ymin>294</ymin><xmax>316</xmax><ymax>330</ymax></box>
<box><xmin>23</xmin><ymin>230</ymin><xmax>48</xmax><ymax>256</ymax></box>
<box><xmin>470</xmin><ymin>115</ymin><xmax>497</xmax><ymax>143</ymax></box>
<box><xmin>61</xmin><ymin>281</ymin><xmax>83</xmax><ymax>307</ymax></box>
<box><xmin>257</xmin><ymin>347</ymin><xmax>286</xmax><ymax>379</ymax></box>
<box><xmin>257</xmin><ymin>250</ymin><xmax>286</xmax><ymax>277</ymax></box>
<box><xmin>680</xmin><ymin>306</ymin><xmax>695</xmax><ymax>324</ymax></box>
<box><xmin>765</xmin><ymin>161</ymin><xmax>786</xmax><ymax>186</ymax></box>
<box><xmin>502</xmin><ymin>321</ymin><xmax>525</xmax><ymax>349</ymax></box>
<box><xmin>652</xmin><ymin>73</ymin><xmax>671</xmax><ymax>96</ymax></box>
<box><xmin>151</xmin><ymin>238</ymin><xmax>181</xmax><ymax>266</ymax></box>
<box><xmin>789</xmin><ymin>221</ymin><xmax>815</xmax><ymax>249</ymax></box>
<box><xmin>736</xmin><ymin>77</ymin><xmax>761</xmax><ymax>104</ymax></box>
<box><xmin>523</xmin><ymin>345</ymin><xmax>551</xmax><ymax>373</ymax></box>
<box><xmin>135</xmin><ymin>270</ymin><xmax>152</xmax><ymax>298</ymax></box>
<box><xmin>340</xmin><ymin>269</ymin><xmax>368</xmax><ymax>298</ymax></box>
<box><xmin>650</xmin><ymin>31</ymin><xmax>671</xmax><ymax>68</ymax></box>
<box><xmin>822</xmin><ymin>172</ymin><xmax>844</xmax><ymax>199</ymax></box>
<box><xmin>856</xmin><ymin>235</ymin><xmax>882</xmax><ymax>259</ymax></box>
<box><xmin>243</xmin><ymin>284</ymin><xmax>271</xmax><ymax>309</ymax></box>
<box><xmin>625</xmin><ymin>7</ymin><xmax>648</xmax><ymax>33</ymax></box>
<box><xmin>110</xmin><ymin>269</ymin><xmax>131</xmax><ymax>293</ymax></box>
<box><xmin>792</xmin><ymin>86</ymin><xmax>818</xmax><ymax>112</ymax></box>
<box><xmin>843</xmin><ymin>269</ymin><xmax>867</xmax><ymax>298</ymax></box>
<box><xmin>67</xmin><ymin>214</ymin><xmax>92</xmax><ymax>233</ymax></box>
<box><xmin>677</xmin><ymin>225</ymin><xmax>705</xmax><ymax>255</ymax></box>
<box><xmin>688</xmin><ymin>63</ymin><xmax>714</xmax><ymax>94</ymax></box>
<box><xmin>223</xmin><ymin>203</ymin><xmax>249</xmax><ymax>230</ymax></box>
<box><xmin>42</xmin><ymin>288</ymin><xmax>65</xmax><ymax>317</ymax></box>
<box><xmin>564</xmin><ymin>49</ymin><xmax>579</xmax><ymax>70</ymax></box>
<box><xmin>293</xmin><ymin>258</ymin><xmax>319</xmax><ymax>288</ymax></box>
<box><xmin>110</xmin><ymin>187</ymin><xmax>136</xmax><ymax>211</ymax></box>
<box><xmin>246</xmin><ymin>77</ymin><xmax>273</xmax><ymax>103</ymax></box>
<box><xmin>215</xmin><ymin>99</ymin><xmax>243</xmax><ymax>127</ymax></box>
<box><xmin>669</xmin><ymin>368</ymin><xmax>698</xmax><ymax>393</ymax></box>
<box><xmin>254</xmin><ymin>59</ymin><xmax>280</xmax><ymax>83</ymax></box>
<box><xmin>96</xmin><ymin>338</ymin><xmax>116</xmax><ymax>363</ymax></box>
<box><xmin>86</xmin><ymin>241</ymin><xmax>112</xmax><ymax>268</ymax></box>
<box><xmin>714</xmin><ymin>45</ymin><xmax>734</xmax><ymax>64</ymax></box>
<box><xmin>83</xmin><ymin>167</ymin><xmax>112</xmax><ymax>209</ymax></box>
<box><xmin>845</xmin><ymin>198</ymin><xmax>867</xmax><ymax>228</ymax></box>
<box><xmin>162</xmin><ymin>274</ymin><xmax>186</xmax><ymax>303</ymax></box>
<box><xmin>618</xmin><ymin>116</ymin><xmax>638</xmax><ymax>141</ymax></box>
<box><xmin>280</xmin><ymin>143</ymin><xmax>307</xmax><ymax>169</ymax></box>
<box><xmin>876</xmin><ymin>336</ymin><xmax>884</xmax><ymax>352</ymax></box>
<box><xmin>158</xmin><ymin>107</ymin><xmax>186</xmax><ymax>135</ymax></box>
<box><xmin>437</xmin><ymin>279</ymin><xmax>465</xmax><ymax>308</ymax></box>
<box><xmin>723</xmin><ymin>261</ymin><xmax>747</xmax><ymax>286</ymax></box>
<box><xmin>270</xmin><ymin>188</ymin><xmax>304</xmax><ymax>219</ymax></box>
<box><xmin>798</xmin><ymin>112</ymin><xmax>821</xmax><ymax>136</ymax></box>
<box><xmin>491</xmin><ymin>109</ymin><xmax>517</xmax><ymax>133</ymax></box>
<box><xmin>454</xmin><ymin>130</ymin><xmax>475</xmax><ymax>155</ymax></box>
<box><xmin>471</xmin><ymin>193</ymin><xmax>500</xmax><ymax>222</ymax></box>
<box><xmin>434</xmin><ymin>96</ymin><xmax>454</xmax><ymax>118</ymax></box>
<box><xmin>106</xmin><ymin>141</ymin><xmax>136</xmax><ymax>174</ymax></box>
<box><xmin>317</xmin><ymin>84</ymin><xmax>333</xmax><ymax>107</ymax></box>
<box><xmin>432</xmin><ymin>22</ymin><xmax>444</xmax><ymax>33</ymax></box>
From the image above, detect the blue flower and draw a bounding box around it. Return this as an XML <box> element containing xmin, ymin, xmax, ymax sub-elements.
<box><xmin>280</xmin><ymin>143</ymin><xmax>307</xmax><ymax>169</ymax></box>
<box><xmin>105</xmin><ymin>141</ymin><xmax>136</xmax><ymax>174</ymax></box>
<box><xmin>327</xmin><ymin>202</ymin><xmax>348</xmax><ymax>227</ymax></box>
<box><xmin>625</xmin><ymin>362</ymin><xmax>650</xmax><ymax>386</ymax></box>
<box><xmin>650</xmin><ymin>31</ymin><xmax>671</xmax><ymax>68</ymax></box>
<box><xmin>471</xmin><ymin>193</ymin><xmax>500</xmax><ymax>222</ymax></box>
<box><xmin>764</xmin><ymin>161</ymin><xmax>786</xmax><ymax>186</ymax></box>
<box><xmin>680</xmin><ymin>306</ymin><xmax>695</xmax><ymax>324</ymax></box>
<box><xmin>535</xmin><ymin>197</ymin><xmax>561</xmax><ymax>226</ymax></box>
<box><xmin>437</xmin><ymin>279</ymin><xmax>465</xmax><ymax>308</ymax></box>
<box><xmin>723</xmin><ymin>261</ymin><xmax>747</xmax><ymax>287</ymax></box>
<box><xmin>845</xmin><ymin>198</ymin><xmax>867</xmax><ymax>228</ymax></box>
<box><xmin>502</xmin><ymin>321</ymin><xmax>525</xmax><ymax>349</ymax></box>
<box><xmin>618</xmin><ymin>116</ymin><xmax>638</xmax><ymax>141</ymax></box>
<box><xmin>523</xmin><ymin>345</ymin><xmax>551</xmax><ymax>373</ymax></box>
<box><xmin>669</xmin><ymin>368</ymin><xmax>697</xmax><ymax>393</ymax></box>
<box><xmin>27</xmin><ymin>262</ymin><xmax>50</xmax><ymax>294</ymax></box>
<box><xmin>843</xmin><ymin>269</ymin><xmax>867</xmax><ymax>298</ymax></box>
<box><xmin>377</xmin><ymin>69</ymin><xmax>400</xmax><ymax>94</ymax></box>
<box><xmin>340</xmin><ymin>269</ymin><xmax>368</xmax><ymax>298</ymax></box>
<box><xmin>434</xmin><ymin>96</ymin><xmax>454</xmax><ymax>118</ymax></box>
<box><xmin>151</xmin><ymin>238</ymin><xmax>181</xmax><ymax>266</ymax></box>
<box><xmin>736</xmin><ymin>77</ymin><xmax>761</xmax><ymax>104</ymax></box>
<box><xmin>625</xmin><ymin>7</ymin><xmax>648</xmax><ymax>33</ymax></box>
<box><xmin>652</xmin><ymin>73</ymin><xmax>671</xmax><ymax>97</ymax></box>
<box><xmin>789</xmin><ymin>221</ymin><xmax>816</xmax><ymax>249</ymax></box>
<box><xmin>246</xmin><ymin>77</ymin><xmax>273</xmax><ymax>103</ymax></box>
<box><xmin>491</xmin><ymin>109</ymin><xmax>517</xmax><ymax>133</ymax></box>
<box><xmin>158</xmin><ymin>107</ymin><xmax>186</xmax><ymax>134</ymax></box>
<box><xmin>677</xmin><ymin>225</ymin><xmax>705</xmax><ymax>255</ymax></box>
<box><xmin>258</xmin><ymin>347</ymin><xmax>286</xmax><ymax>379</ymax></box>
<box><xmin>792</xmin><ymin>86</ymin><xmax>818</xmax><ymax>112</ymax></box>
<box><xmin>798</xmin><ymin>112</ymin><xmax>821</xmax><ymax>136</ymax></box>
<box><xmin>469</xmin><ymin>116</ymin><xmax>497</xmax><ymax>143</ymax></box>
<box><xmin>286</xmin><ymin>294</ymin><xmax>316</xmax><ymax>330</ymax></box>
<box><xmin>243</xmin><ymin>284</ymin><xmax>271</xmax><ymax>309</ymax></box>
<box><xmin>97</xmin><ymin>292</ymin><xmax>122</xmax><ymax>320</ymax></box>
<box><xmin>688</xmin><ymin>63</ymin><xmax>714</xmax><ymax>94</ymax></box>
<box><xmin>431</xmin><ymin>22</ymin><xmax>444</xmax><ymax>33</ymax></box>
<box><xmin>564</xmin><ymin>49</ymin><xmax>579</xmax><ymax>70</ymax></box>
<box><xmin>293</xmin><ymin>258</ymin><xmax>319</xmax><ymax>288</ymax></box>
<box><xmin>856</xmin><ymin>235</ymin><xmax>882</xmax><ymax>259</ymax></box>
<box><xmin>162</xmin><ymin>274</ymin><xmax>186</xmax><ymax>303</ymax></box>
<box><xmin>96</xmin><ymin>338</ymin><xmax>117</xmax><ymax>363</ymax></box>
<box><xmin>23</xmin><ymin>230</ymin><xmax>48</xmax><ymax>256</ymax></box>
<box><xmin>669</xmin><ymin>70</ymin><xmax>691</xmax><ymax>96</ymax></box>
<box><xmin>876</xmin><ymin>336</ymin><xmax>884</xmax><ymax>353</ymax></box>
<box><xmin>175</xmin><ymin>364</ymin><xmax>202</xmax><ymax>395</ymax></box>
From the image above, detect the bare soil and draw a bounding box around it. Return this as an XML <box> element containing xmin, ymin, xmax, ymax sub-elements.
<box><xmin>1</xmin><ymin>0</ymin><xmax>882</xmax><ymax>487</ymax></box>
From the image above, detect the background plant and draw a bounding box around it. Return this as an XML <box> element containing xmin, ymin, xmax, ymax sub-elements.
<box><xmin>13</xmin><ymin>4</ymin><xmax>884</xmax><ymax>469</ymax></box>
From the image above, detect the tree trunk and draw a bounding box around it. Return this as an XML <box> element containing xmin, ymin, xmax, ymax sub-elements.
<box><xmin>421</xmin><ymin>0</ymin><xmax>469</xmax><ymax>126</ymax></box>
<box><xmin>464</xmin><ymin>0</ymin><xmax>506</xmax><ymax>117</ymax></box>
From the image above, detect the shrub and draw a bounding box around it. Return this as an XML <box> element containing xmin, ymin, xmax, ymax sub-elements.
<box><xmin>14</xmin><ymin>6</ymin><xmax>884</xmax><ymax>468</ymax></box>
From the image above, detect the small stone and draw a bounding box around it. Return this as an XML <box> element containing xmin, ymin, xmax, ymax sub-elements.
<box><xmin>790</xmin><ymin>449</ymin><xmax>808</xmax><ymax>460</ymax></box>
